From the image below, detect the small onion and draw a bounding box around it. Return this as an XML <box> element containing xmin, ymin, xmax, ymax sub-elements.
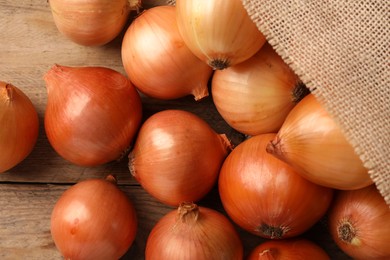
<box><xmin>51</xmin><ymin>175</ymin><xmax>138</xmax><ymax>260</ymax></box>
<box><xmin>247</xmin><ymin>239</ymin><xmax>330</xmax><ymax>260</ymax></box>
<box><xmin>0</xmin><ymin>81</ymin><xmax>39</xmax><ymax>173</ymax></box>
<box><xmin>328</xmin><ymin>185</ymin><xmax>390</xmax><ymax>259</ymax></box>
<box><xmin>212</xmin><ymin>43</ymin><xmax>308</xmax><ymax>135</ymax></box>
<box><xmin>145</xmin><ymin>202</ymin><xmax>243</xmax><ymax>259</ymax></box>
<box><xmin>122</xmin><ymin>6</ymin><xmax>212</xmax><ymax>100</ymax></box>
<box><xmin>266</xmin><ymin>94</ymin><xmax>372</xmax><ymax>190</ymax></box>
<box><xmin>129</xmin><ymin>109</ymin><xmax>232</xmax><ymax>206</ymax></box>
<box><xmin>44</xmin><ymin>64</ymin><xmax>142</xmax><ymax>167</ymax></box>
<box><xmin>219</xmin><ymin>133</ymin><xmax>334</xmax><ymax>239</ymax></box>
<box><xmin>49</xmin><ymin>0</ymin><xmax>139</xmax><ymax>46</ymax></box>
<box><xmin>176</xmin><ymin>0</ymin><xmax>266</xmax><ymax>70</ymax></box>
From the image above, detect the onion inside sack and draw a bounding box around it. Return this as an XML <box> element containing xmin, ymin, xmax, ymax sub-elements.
<box><xmin>218</xmin><ymin>133</ymin><xmax>334</xmax><ymax>239</ymax></box>
<box><xmin>212</xmin><ymin>43</ymin><xmax>309</xmax><ymax>135</ymax></box>
<box><xmin>176</xmin><ymin>0</ymin><xmax>266</xmax><ymax>70</ymax></box>
<box><xmin>121</xmin><ymin>5</ymin><xmax>212</xmax><ymax>100</ymax></box>
<box><xmin>266</xmin><ymin>93</ymin><xmax>372</xmax><ymax>190</ymax></box>
<box><xmin>145</xmin><ymin>202</ymin><xmax>243</xmax><ymax>260</ymax></box>
<box><xmin>50</xmin><ymin>175</ymin><xmax>138</xmax><ymax>260</ymax></box>
<box><xmin>0</xmin><ymin>81</ymin><xmax>39</xmax><ymax>173</ymax></box>
<box><xmin>49</xmin><ymin>0</ymin><xmax>140</xmax><ymax>46</ymax></box>
<box><xmin>44</xmin><ymin>64</ymin><xmax>142</xmax><ymax>167</ymax></box>
<box><xmin>328</xmin><ymin>185</ymin><xmax>390</xmax><ymax>259</ymax></box>
<box><xmin>247</xmin><ymin>239</ymin><xmax>330</xmax><ymax>260</ymax></box>
<box><xmin>128</xmin><ymin>109</ymin><xmax>232</xmax><ymax>206</ymax></box>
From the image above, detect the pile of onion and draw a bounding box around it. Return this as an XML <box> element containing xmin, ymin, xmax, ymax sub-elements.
<box><xmin>266</xmin><ymin>94</ymin><xmax>372</xmax><ymax>190</ymax></box>
<box><xmin>51</xmin><ymin>175</ymin><xmax>138</xmax><ymax>260</ymax></box>
<box><xmin>145</xmin><ymin>202</ymin><xmax>243</xmax><ymax>259</ymax></box>
<box><xmin>328</xmin><ymin>185</ymin><xmax>390</xmax><ymax>259</ymax></box>
<box><xmin>44</xmin><ymin>64</ymin><xmax>142</xmax><ymax>167</ymax></box>
<box><xmin>129</xmin><ymin>109</ymin><xmax>232</xmax><ymax>206</ymax></box>
<box><xmin>0</xmin><ymin>81</ymin><xmax>39</xmax><ymax>173</ymax></box>
<box><xmin>219</xmin><ymin>133</ymin><xmax>334</xmax><ymax>239</ymax></box>
<box><xmin>121</xmin><ymin>5</ymin><xmax>212</xmax><ymax>100</ymax></box>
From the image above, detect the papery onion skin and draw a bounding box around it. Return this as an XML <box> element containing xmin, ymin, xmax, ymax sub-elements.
<box><xmin>145</xmin><ymin>202</ymin><xmax>243</xmax><ymax>260</ymax></box>
<box><xmin>247</xmin><ymin>239</ymin><xmax>330</xmax><ymax>260</ymax></box>
<box><xmin>0</xmin><ymin>82</ymin><xmax>39</xmax><ymax>173</ymax></box>
<box><xmin>129</xmin><ymin>109</ymin><xmax>232</xmax><ymax>206</ymax></box>
<box><xmin>176</xmin><ymin>0</ymin><xmax>266</xmax><ymax>70</ymax></box>
<box><xmin>49</xmin><ymin>0</ymin><xmax>138</xmax><ymax>46</ymax></box>
<box><xmin>328</xmin><ymin>185</ymin><xmax>390</xmax><ymax>260</ymax></box>
<box><xmin>44</xmin><ymin>64</ymin><xmax>142</xmax><ymax>167</ymax></box>
<box><xmin>212</xmin><ymin>43</ymin><xmax>307</xmax><ymax>135</ymax></box>
<box><xmin>219</xmin><ymin>133</ymin><xmax>334</xmax><ymax>239</ymax></box>
<box><xmin>266</xmin><ymin>94</ymin><xmax>372</xmax><ymax>190</ymax></box>
<box><xmin>122</xmin><ymin>6</ymin><xmax>212</xmax><ymax>100</ymax></box>
<box><xmin>51</xmin><ymin>175</ymin><xmax>138</xmax><ymax>260</ymax></box>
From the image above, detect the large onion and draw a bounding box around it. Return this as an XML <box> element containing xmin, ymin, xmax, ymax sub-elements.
<box><xmin>0</xmin><ymin>81</ymin><xmax>39</xmax><ymax>173</ymax></box>
<box><xmin>176</xmin><ymin>0</ymin><xmax>266</xmax><ymax>70</ymax></box>
<box><xmin>219</xmin><ymin>133</ymin><xmax>334</xmax><ymax>239</ymax></box>
<box><xmin>267</xmin><ymin>94</ymin><xmax>372</xmax><ymax>190</ymax></box>
<box><xmin>121</xmin><ymin>5</ymin><xmax>212</xmax><ymax>100</ymax></box>
<box><xmin>328</xmin><ymin>185</ymin><xmax>390</xmax><ymax>259</ymax></box>
<box><xmin>212</xmin><ymin>43</ymin><xmax>308</xmax><ymax>135</ymax></box>
<box><xmin>51</xmin><ymin>175</ymin><xmax>138</xmax><ymax>260</ymax></box>
<box><xmin>145</xmin><ymin>202</ymin><xmax>243</xmax><ymax>259</ymax></box>
<box><xmin>44</xmin><ymin>64</ymin><xmax>142</xmax><ymax>167</ymax></box>
<box><xmin>129</xmin><ymin>109</ymin><xmax>232</xmax><ymax>206</ymax></box>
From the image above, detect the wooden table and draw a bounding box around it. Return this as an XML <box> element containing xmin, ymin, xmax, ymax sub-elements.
<box><xmin>0</xmin><ymin>1</ymin><xmax>350</xmax><ymax>259</ymax></box>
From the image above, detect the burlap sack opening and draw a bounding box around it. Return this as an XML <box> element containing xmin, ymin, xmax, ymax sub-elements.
<box><xmin>242</xmin><ymin>0</ymin><xmax>389</xmax><ymax>206</ymax></box>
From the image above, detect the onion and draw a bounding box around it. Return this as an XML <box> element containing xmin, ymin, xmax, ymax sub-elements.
<box><xmin>266</xmin><ymin>94</ymin><xmax>372</xmax><ymax>190</ymax></box>
<box><xmin>145</xmin><ymin>202</ymin><xmax>243</xmax><ymax>259</ymax></box>
<box><xmin>219</xmin><ymin>133</ymin><xmax>334</xmax><ymax>239</ymax></box>
<box><xmin>212</xmin><ymin>43</ymin><xmax>309</xmax><ymax>135</ymax></box>
<box><xmin>49</xmin><ymin>0</ymin><xmax>139</xmax><ymax>46</ymax></box>
<box><xmin>51</xmin><ymin>175</ymin><xmax>138</xmax><ymax>260</ymax></box>
<box><xmin>44</xmin><ymin>64</ymin><xmax>142</xmax><ymax>167</ymax></box>
<box><xmin>0</xmin><ymin>81</ymin><xmax>39</xmax><ymax>173</ymax></box>
<box><xmin>121</xmin><ymin>6</ymin><xmax>212</xmax><ymax>100</ymax></box>
<box><xmin>128</xmin><ymin>109</ymin><xmax>232</xmax><ymax>206</ymax></box>
<box><xmin>328</xmin><ymin>185</ymin><xmax>390</xmax><ymax>259</ymax></box>
<box><xmin>176</xmin><ymin>0</ymin><xmax>266</xmax><ymax>70</ymax></box>
<box><xmin>247</xmin><ymin>239</ymin><xmax>330</xmax><ymax>260</ymax></box>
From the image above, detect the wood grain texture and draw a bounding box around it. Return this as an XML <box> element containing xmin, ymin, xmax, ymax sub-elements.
<box><xmin>0</xmin><ymin>0</ymin><xmax>350</xmax><ymax>259</ymax></box>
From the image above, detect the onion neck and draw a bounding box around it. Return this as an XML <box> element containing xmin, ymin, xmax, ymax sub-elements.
<box><xmin>105</xmin><ymin>174</ymin><xmax>118</xmax><ymax>185</ymax></box>
<box><xmin>177</xmin><ymin>202</ymin><xmax>199</xmax><ymax>225</ymax></box>
<box><xmin>292</xmin><ymin>81</ymin><xmax>311</xmax><ymax>104</ymax></box>
<box><xmin>5</xmin><ymin>83</ymin><xmax>13</xmax><ymax>101</ymax></box>
<box><xmin>266</xmin><ymin>136</ymin><xmax>284</xmax><ymax>160</ymax></box>
<box><xmin>259</xmin><ymin>249</ymin><xmax>278</xmax><ymax>260</ymax></box>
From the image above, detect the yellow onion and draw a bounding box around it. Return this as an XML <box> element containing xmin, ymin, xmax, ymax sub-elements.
<box><xmin>176</xmin><ymin>0</ymin><xmax>266</xmax><ymax>70</ymax></box>
<box><xmin>328</xmin><ymin>185</ymin><xmax>390</xmax><ymax>259</ymax></box>
<box><xmin>219</xmin><ymin>133</ymin><xmax>334</xmax><ymax>239</ymax></box>
<box><xmin>51</xmin><ymin>175</ymin><xmax>138</xmax><ymax>259</ymax></box>
<box><xmin>44</xmin><ymin>64</ymin><xmax>142</xmax><ymax>167</ymax></box>
<box><xmin>247</xmin><ymin>239</ymin><xmax>330</xmax><ymax>260</ymax></box>
<box><xmin>266</xmin><ymin>94</ymin><xmax>372</xmax><ymax>190</ymax></box>
<box><xmin>145</xmin><ymin>202</ymin><xmax>243</xmax><ymax>259</ymax></box>
<box><xmin>129</xmin><ymin>109</ymin><xmax>232</xmax><ymax>206</ymax></box>
<box><xmin>49</xmin><ymin>0</ymin><xmax>140</xmax><ymax>46</ymax></box>
<box><xmin>212</xmin><ymin>43</ymin><xmax>308</xmax><ymax>135</ymax></box>
<box><xmin>122</xmin><ymin>6</ymin><xmax>212</xmax><ymax>100</ymax></box>
<box><xmin>0</xmin><ymin>82</ymin><xmax>39</xmax><ymax>173</ymax></box>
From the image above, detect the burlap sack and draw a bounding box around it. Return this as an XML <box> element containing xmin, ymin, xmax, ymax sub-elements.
<box><xmin>242</xmin><ymin>0</ymin><xmax>389</xmax><ymax>206</ymax></box>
